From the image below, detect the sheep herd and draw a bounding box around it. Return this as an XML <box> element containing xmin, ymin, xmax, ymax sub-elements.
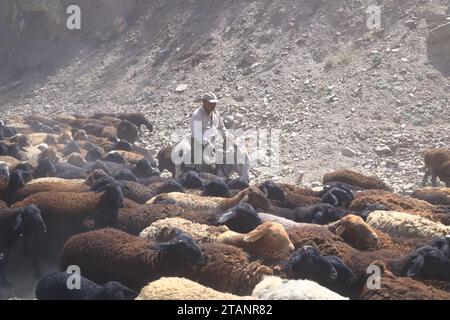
<box><xmin>0</xmin><ymin>113</ymin><xmax>450</xmax><ymax>300</ymax></box>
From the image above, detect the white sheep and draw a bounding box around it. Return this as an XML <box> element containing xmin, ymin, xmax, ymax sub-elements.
<box><xmin>136</xmin><ymin>277</ymin><xmax>255</xmax><ymax>300</ymax></box>
<box><xmin>367</xmin><ymin>210</ymin><xmax>450</xmax><ymax>239</ymax></box>
<box><xmin>252</xmin><ymin>276</ymin><xmax>349</xmax><ymax>300</ymax></box>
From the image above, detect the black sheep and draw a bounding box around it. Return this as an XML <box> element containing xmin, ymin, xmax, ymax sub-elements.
<box><xmin>132</xmin><ymin>159</ymin><xmax>159</xmax><ymax>178</ymax></box>
<box><xmin>404</xmin><ymin>246</ymin><xmax>450</xmax><ymax>281</ymax></box>
<box><xmin>227</xmin><ymin>177</ymin><xmax>250</xmax><ymax>190</ymax></box>
<box><xmin>0</xmin><ymin>205</ymin><xmax>46</xmax><ymax>287</ymax></box>
<box><xmin>116</xmin><ymin>113</ymin><xmax>153</xmax><ymax>133</ymax></box>
<box><xmin>259</xmin><ymin>180</ymin><xmax>287</xmax><ymax>202</ymax></box>
<box><xmin>176</xmin><ymin>171</ymin><xmax>204</xmax><ymax>189</ymax></box>
<box><xmin>60</xmin><ymin>229</ymin><xmax>204</xmax><ymax>291</ymax></box>
<box><xmin>117</xmin><ymin>120</ymin><xmax>139</xmax><ymax>144</ymax></box>
<box><xmin>114</xmin><ymin>169</ymin><xmax>138</xmax><ymax>182</ymax></box>
<box><xmin>218</xmin><ymin>203</ymin><xmax>262</xmax><ymax>233</ymax></box>
<box><xmin>36</xmin><ymin>272</ymin><xmax>138</xmax><ymax>300</ymax></box>
<box><xmin>294</xmin><ymin>203</ymin><xmax>343</xmax><ymax>225</ymax></box>
<box><xmin>0</xmin><ymin>142</ymin><xmax>22</xmax><ymax>160</ymax></box>
<box><xmin>2</xmin><ymin>169</ymin><xmax>27</xmax><ymax>205</ymax></box>
<box><xmin>85</xmin><ymin>147</ymin><xmax>105</xmax><ymax>162</ymax></box>
<box><xmin>34</xmin><ymin>157</ymin><xmax>57</xmax><ymax>178</ymax></box>
<box><xmin>321</xmin><ymin>185</ymin><xmax>354</xmax><ymax>208</ymax></box>
<box><xmin>284</xmin><ymin>246</ymin><xmax>357</xmax><ymax>297</ymax></box>
<box><xmin>103</xmin><ymin>152</ymin><xmax>126</xmax><ymax>165</ymax></box>
<box><xmin>202</xmin><ymin>180</ymin><xmax>231</xmax><ymax>198</ymax></box>
<box><xmin>63</xmin><ymin>140</ymin><xmax>82</xmax><ymax>157</ymax></box>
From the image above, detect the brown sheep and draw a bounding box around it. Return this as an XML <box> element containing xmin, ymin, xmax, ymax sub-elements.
<box><xmin>411</xmin><ymin>187</ymin><xmax>450</xmax><ymax>205</ymax></box>
<box><xmin>13</xmin><ymin>177</ymin><xmax>90</xmax><ymax>203</ymax></box>
<box><xmin>323</xmin><ymin>169</ymin><xmax>392</xmax><ymax>191</ymax></box>
<box><xmin>157</xmin><ymin>146</ymin><xmax>176</xmax><ymax>177</ymax></box>
<box><xmin>59</xmin><ymin>228</ymin><xmax>205</xmax><ymax>292</ymax></box>
<box><xmin>60</xmin><ymin>228</ymin><xmax>272</xmax><ymax>295</ymax></box>
<box><xmin>328</xmin><ymin>215</ymin><xmax>379</xmax><ymax>251</ymax></box>
<box><xmin>359</xmin><ymin>261</ymin><xmax>450</xmax><ymax>300</ymax></box>
<box><xmin>422</xmin><ymin>148</ymin><xmax>450</xmax><ymax>187</ymax></box>
<box><xmin>349</xmin><ymin>189</ymin><xmax>450</xmax><ymax>221</ymax></box>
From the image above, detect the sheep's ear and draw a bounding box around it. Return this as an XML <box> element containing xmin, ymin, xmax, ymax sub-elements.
<box><xmin>218</xmin><ymin>211</ymin><xmax>236</xmax><ymax>224</ymax></box>
<box><xmin>441</xmin><ymin>243</ymin><xmax>449</xmax><ymax>256</ymax></box>
<box><xmin>13</xmin><ymin>214</ymin><xmax>23</xmax><ymax>232</ymax></box>
<box><xmin>335</xmin><ymin>225</ymin><xmax>346</xmax><ymax>237</ymax></box>
<box><xmin>244</xmin><ymin>224</ymin><xmax>269</xmax><ymax>242</ymax></box>
<box><xmin>406</xmin><ymin>255</ymin><xmax>424</xmax><ymax>277</ymax></box>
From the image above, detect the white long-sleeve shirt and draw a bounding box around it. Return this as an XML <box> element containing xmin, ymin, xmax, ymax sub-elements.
<box><xmin>190</xmin><ymin>107</ymin><xmax>228</xmax><ymax>145</ymax></box>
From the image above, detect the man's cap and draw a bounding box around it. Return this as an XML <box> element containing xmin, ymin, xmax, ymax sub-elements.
<box><xmin>202</xmin><ymin>92</ymin><xmax>218</xmax><ymax>103</ymax></box>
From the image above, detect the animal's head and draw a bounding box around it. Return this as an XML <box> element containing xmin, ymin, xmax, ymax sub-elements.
<box><xmin>227</xmin><ymin>177</ymin><xmax>249</xmax><ymax>190</ymax></box>
<box><xmin>86</xmin><ymin>169</ymin><xmax>110</xmax><ymax>186</ymax></box>
<box><xmin>114</xmin><ymin>169</ymin><xmax>138</xmax><ymax>182</ymax></box>
<box><xmin>177</xmin><ymin>171</ymin><xmax>203</xmax><ymax>189</ymax></box>
<box><xmin>9</xmin><ymin>169</ymin><xmax>27</xmax><ymax>190</ymax></box>
<box><xmin>104</xmin><ymin>151</ymin><xmax>126</xmax><ymax>164</ymax></box>
<box><xmin>7</xmin><ymin>144</ymin><xmax>22</xmax><ymax>160</ymax></box>
<box><xmin>156</xmin><ymin>180</ymin><xmax>185</xmax><ymax>194</ymax></box>
<box><xmin>86</xmin><ymin>147</ymin><xmax>105</xmax><ymax>162</ymax></box>
<box><xmin>325</xmin><ymin>255</ymin><xmax>357</xmax><ymax>286</ymax></box>
<box><xmin>321</xmin><ymin>186</ymin><xmax>354</xmax><ymax>208</ymax></box>
<box><xmin>153</xmin><ymin>231</ymin><xmax>204</xmax><ymax>266</ymax></box>
<box><xmin>73</xmin><ymin>129</ymin><xmax>89</xmax><ymax>141</ymax></box>
<box><xmin>258</xmin><ymin>181</ymin><xmax>287</xmax><ymax>202</ymax></box>
<box><xmin>63</xmin><ymin>140</ymin><xmax>81</xmax><ymax>157</ymax></box>
<box><xmin>243</xmin><ymin>222</ymin><xmax>295</xmax><ymax>258</ymax></box>
<box><xmin>67</xmin><ymin>153</ymin><xmax>86</xmax><ymax>168</ymax></box>
<box><xmin>333</xmin><ymin>214</ymin><xmax>379</xmax><ymax>250</ymax></box>
<box><xmin>156</xmin><ymin>146</ymin><xmax>175</xmax><ymax>171</ymax></box>
<box><xmin>312</xmin><ymin>204</ymin><xmax>341</xmax><ymax>225</ymax></box>
<box><xmin>11</xmin><ymin>134</ymin><xmax>29</xmax><ymax>148</ymax></box>
<box><xmin>242</xmin><ymin>187</ymin><xmax>271</xmax><ymax>211</ymax></box>
<box><xmin>115</xmin><ymin>140</ymin><xmax>133</xmax><ymax>152</ymax></box>
<box><xmin>429</xmin><ymin>236</ymin><xmax>450</xmax><ymax>259</ymax></box>
<box><xmin>35</xmin><ymin>157</ymin><xmax>57</xmax><ymax>178</ymax></box>
<box><xmin>134</xmin><ymin>159</ymin><xmax>159</xmax><ymax>178</ymax></box>
<box><xmin>44</xmin><ymin>134</ymin><xmax>58</xmax><ymax>147</ymax></box>
<box><xmin>140</xmin><ymin>116</ymin><xmax>153</xmax><ymax>132</ymax></box>
<box><xmin>218</xmin><ymin>203</ymin><xmax>262</xmax><ymax>233</ymax></box>
<box><xmin>96</xmin><ymin>181</ymin><xmax>125</xmax><ymax>209</ymax></box>
<box><xmin>0</xmin><ymin>163</ymin><xmax>10</xmax><ymax>191</ymax></box>
<box><xmin>202</xmin><ymin>180</ymin><xmax>231</xmax><ymax>198</ymax></box>
<box><xmin>13</xmin><ymin>205</ymin><xmax>47</xmax><ymax>237</ymax></box>
<box><xmin>39</xmin><ymin>146</ymin><xmax>59</xmax><ymax>163</ymax></box>
<box><xmin>405</xmin><ymin>246</ymin><xmax>450</xmax><ymax>281</ymax></box>
<box><xmin>3</xmin><ymin>126</ymin><xmax>17</xmax><ymax>138</ymax></box>
<box><xmin>285</xmin><ymin>246</ymin><xmax>338</xmax><ymax>282</ymax></box>
<box><xmin>96</xmin><ymin>282</ymin><xmax>138</xmax><ymax>300</ymax></box>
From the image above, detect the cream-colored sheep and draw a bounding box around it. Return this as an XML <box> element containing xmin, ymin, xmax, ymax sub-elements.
<box><xmin>367</xmin><ymin>210</ymin><xmax>450</xmax><ymax>239</ymax></box>
<box><xmin>136</xmin><ymin>277</ymin><xmax>255</xmax><ymax>300</ymax></box>
<box><xmin>252</xmin><ymin>276</ymin><xmax>349</xmax><ymax>300</ymax></box>
<box><xmin>146</xmin><ymin>186</ymin><xmax>270</xmax><ymax>213</ymax></box>
<box><xmin>140</xmin><ymin>218</ymin><xmax>295</xmax><ymax>259</ymax></box>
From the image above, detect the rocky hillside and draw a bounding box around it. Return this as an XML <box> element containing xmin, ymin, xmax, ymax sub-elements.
<box><xmin>1</xmin><ymin>0</ymin><xmax>449</xmax><ymax>192</ymax></box>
